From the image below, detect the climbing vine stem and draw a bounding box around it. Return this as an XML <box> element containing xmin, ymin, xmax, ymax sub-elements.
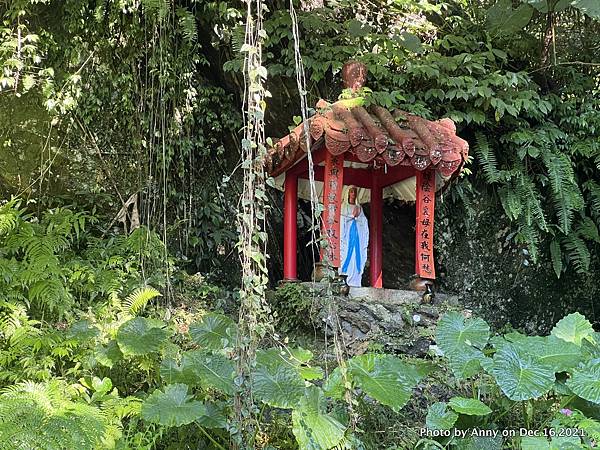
<box><xmin>235</xmin><ymin>0</ymin><xmax>272</xmax><ymax>447</ymax></box>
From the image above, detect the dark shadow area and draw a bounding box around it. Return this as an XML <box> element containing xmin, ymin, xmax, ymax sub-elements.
<box><xmin>268</xmin><ymin>191</ymin><xmax>417</xmax><ymax>289</ymax></box>
<box><xmin>363</xmin><ymin>199</ymin><xmax>416</xmax><ymax>289</ymax></box>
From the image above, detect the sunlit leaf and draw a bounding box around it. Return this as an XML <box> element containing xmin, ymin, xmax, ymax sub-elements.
<box><xmin>436</xmin><ymin>312</ymin><xmax>490</xmax><ymax>354</ymax></box>
<box><xmin>189</xmin><ymin>313</ymin><xmax>237</xmax><ymax>350</ymax></box>
<box><xmin>252</xmin><ymin>364</ymin><xmax>305</xmax><ymax>409</ymax></box>
<box><xmin>141</xmin><ymin>384</ymin><xmax>206</xmax><ymax>427</ymax></box>
<box><xmin>117</xmin><ymin>317</ymin><xmax>170</xmax><ymax>356</ymax></box>
<box><xmin>566</xmin><ymin>361</ymin><xmax>600</xmax><ymax>404</ymax></box>
<box><xmin>448</xmin><ymin>397</ymin><xmax>492</xmax><ymax>416</ymax></box>
<box><xmin>348</xmin><ymin>354</ymin><xmax>425</xmax><ymax>411</ymax></box>
<box><xmin>426</xmin><ymin>402</ymin><xmax>458</xmax><ymax>430</ymax></box>
<box><xmin>551</xmin><ymin>312</ymin><xmax>594</xmax><ymax>346</ymax></box>
<box><xmin>292</xmin><ymin>387</ymin><xmax>347</xmax><ymax>450</ymax></box>
<box><xmin>491</xmin><ymin>344</ymin><xmax>554</xmax><ymax>400</ymax></box>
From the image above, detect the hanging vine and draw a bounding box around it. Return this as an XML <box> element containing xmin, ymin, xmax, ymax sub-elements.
<box><xmin>288</xmin><ymin>0</ymin><xmax>358</xmax><ymax>431</ymax></box>
<box><xmin>234</xmin><ymin>0</ymin><xmax>272</xmax><ymax>447</ymax></box>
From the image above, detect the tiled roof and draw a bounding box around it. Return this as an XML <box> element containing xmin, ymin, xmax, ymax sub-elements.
<box><xmin>266</xmin><ymin>98</ymin><xmax>469</xmax><ymax>179</ymax></box>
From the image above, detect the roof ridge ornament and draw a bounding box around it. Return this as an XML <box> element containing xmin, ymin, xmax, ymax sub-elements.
<box><xmin>341</xmin><ymin>60</ymin><xmax>368</xmax><ymax>92</ymax></box>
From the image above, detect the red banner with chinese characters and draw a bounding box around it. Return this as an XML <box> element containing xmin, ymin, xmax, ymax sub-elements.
<box><xmin>321</xmin><ymin>152</ymin><xmax>344</xmax><ymax>267</ymax></box>
<box><xmin>415</xmin><ymin>169</ymin><xmax>436</xmax><ymax>279</ymax></box>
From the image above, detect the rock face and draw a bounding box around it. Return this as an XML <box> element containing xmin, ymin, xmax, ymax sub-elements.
<box><xmin>300</xmin><ymin>282</ymin><xmax>460</xmax><ymax>356</ymax></box>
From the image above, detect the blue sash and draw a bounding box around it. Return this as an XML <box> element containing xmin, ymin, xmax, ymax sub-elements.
<box><xmin>342</xmin><ymin>219</ymin><xmax>361</xmax><ymax>273</ymax></box>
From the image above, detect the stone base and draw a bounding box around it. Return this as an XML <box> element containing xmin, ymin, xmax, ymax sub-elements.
<box><xmin>298</xmin><ymin>282</ymin><xmax>461</xmax><ymax>356</ymax></box>
<box><xmin>348</xmin><ymin>287</ymin><xmax>424</xmax><ymax>303</ymax></box>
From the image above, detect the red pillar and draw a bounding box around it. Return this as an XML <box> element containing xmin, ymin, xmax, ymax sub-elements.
<box><xmin>415</xmin><ymin>169</ymin><xmax>436</xmax><ymax>279</ymax></box>
<box><xmin>283</xmin><ymin>173</ymin><xmax>298</xmax><ymax>280</ymax></box>
<box><xmin>370</xmin><ymin>171</ymin><xmax>383</xmax><ymax>288</ymax></box>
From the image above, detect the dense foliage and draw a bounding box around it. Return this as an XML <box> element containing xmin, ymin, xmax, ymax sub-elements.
<box><xmin>1</xmin><ymin>0</ymin><xmax>599</xmax><ymax>448</ymax></box>
<box><xmin>2</xmin><ymin>204</ymin><xmax>600</xmax><ymax>448</ymax></box>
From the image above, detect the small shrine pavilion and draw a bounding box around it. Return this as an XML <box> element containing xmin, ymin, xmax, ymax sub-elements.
<box><xmin>266</xmin><ymin>61</ymin><xmax>469</xmax><ymax>289</ymax></box>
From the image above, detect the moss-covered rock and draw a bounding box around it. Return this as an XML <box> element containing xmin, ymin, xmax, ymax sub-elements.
<box><xmin>435</xmin><ymin>195</ymin><xmax>599</xmax><ymax>333</ymax></box>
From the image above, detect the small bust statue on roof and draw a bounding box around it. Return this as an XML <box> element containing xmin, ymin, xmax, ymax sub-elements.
<box><xmin>341</xmin><ymin>60</ymin><xmax>367</xmax><ymax>92</ymax></box>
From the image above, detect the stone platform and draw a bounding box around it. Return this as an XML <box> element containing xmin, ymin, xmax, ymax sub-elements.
<box><xmin>298</xmin><ymin>282</ymin><xmax>460</xmax><ymax>356</ymax></box>
<box><xmin>349</xmin><ymin>286</ymin><xmax>426</xmax><ymax>302</ymax></box>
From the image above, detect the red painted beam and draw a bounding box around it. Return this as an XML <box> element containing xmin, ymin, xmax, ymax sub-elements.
<box><xmin>288</xmin><ymin>145</ymin><xmax>328</xmax><ymax>176</ymax></box>
<box><xmin>283</xmin><ymin>173</ymin><xmax>298</xmax><ymax>280</ymax></box>
<box><xmin>380</xmin><ymin>165</ymin><xmax>415</xmax><ymax>188</ymax></box>
<box><xmin>370</xmin><ymin>170</ymin><xmax>383</xmax><ymax>288</ymax></box>
<box><xmin>298</xmin><ymin>166</ymin><xmax>373</xmax><ymax>189</ymax></box>
<box><xmin>343</xmin><ymin>152</ymin><xmax>373</xmax><ymax>164</ymax></box>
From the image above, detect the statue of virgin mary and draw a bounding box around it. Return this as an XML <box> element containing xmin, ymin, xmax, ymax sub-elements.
<box><xmin>339</xmin><ymin>185</ymin><xmax>369</xmax><ymax>287</ymax></box>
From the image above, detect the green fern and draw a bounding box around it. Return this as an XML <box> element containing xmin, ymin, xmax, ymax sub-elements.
<box><xmin>499</xmin><ymin>184</ymin><xmax>522</xmax><ymax>221</ymax></box>
<box><xmin>563</xmin><ymin>235</ymin><xmax>591</xmax><ymax>274</ymax></box>
<box><xmin>141</xmin><ymin>0</ymin><xmax>171</xmax><ymax>20</ymax></box>
<box><xmin>0</xmin><ymin>199</ymin><xmax>21</xmax><ymax>236</ymax></box>
<box><xmin>122</xmin><ymin>286</ymin><xmax>162</xmax><ymax>316</ymax></box>
<box><xmin>543</xmin><ymin>152</ymin><xmax>584</xmax><ymax>233</ymax></box>
<box><xmin>0</xmin><ymin>381</ymin><xmax>108</xmax><ymax>449</ymax></box>
<box><xmin>474</xmin><ymin>132</ymin><xmax>500</xmax><ymax>183</ymax></box>
<box><xmin>550</xmin><ymin>238</ymin><xmax>563</xmax><ymax>278</ymax></box>
<box><xmin>584</xmin><ymin>180</ymin><xmax>600</xmax><ymax>224</ymax></box>
<box><xmin>230</xmin><ymin>25</ymin><xmax>246</xmax><ymax>55</ymax></box>
<box><xmin>517</xmin><ymin>173</ymin><xmax>548</xmax><ymax>231</ymax></box>
<box><xmin>176</xmin><ymin>7</ymin><xmax>197</xmax><ymax>44</ymax></box>
<box><xmin>576</xmin><ymin>216</ymin><xmax>600</xmax><ymax>244</ymax></box>
<box><xmin>515</xmin><ymin>224</ymin><xmax>540</xmax><ymax>262</ymax></box>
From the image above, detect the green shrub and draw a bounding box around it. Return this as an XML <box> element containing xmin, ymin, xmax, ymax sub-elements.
<box><xmin>270</xmin><ymin>282</ymin><xmax>318</xmax><ymax>333</ymax></box>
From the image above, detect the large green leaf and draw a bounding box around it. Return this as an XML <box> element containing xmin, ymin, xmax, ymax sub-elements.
<box><xmin>491</xmin><ymin>344</ymin><xmax>555</xmax><ymax>400</ymax></box>
<box><xmin>256</xmin><ymin>348</ymin><xmax>322</xmax><ymax>380</ymax></box>
<box><xmin>322</xmin><ymin>366</ymin><xmax>345</xmax><ymax>400</ymax></box>
<box><xmin>141</xmin><ymin>384</ymin><xmax>206</xmax><ymax>427</ymax></box>
<box><xmin>292</xmin><ymin>387</ymin><xmax>347</xmax><ymax>450</ymax></box>
<box><xmin>189</xmin><ymin>313</ymin><xmax>238</xmax><ymax>350</ymax></box>
<box><xmin>551</xmin><ymin>312</ymin><xmax>594</xmax><ymax>346</ymax></box>
<box><xmin>525</xmin><ymin>0</ymin><xmax>570</xmax><ymax>13</ymax></box>
<box><xmin>196</xmin><ymin>402</ymin><xmax>228</xmax><ymax>429</ymax></box>
<box><xmin>582</xmin><ymin>334</ymin><xmax>600</xmax><ymax>359</ymax></box>
<box><xmin>426</xmin><ymin>402</ymin><xmax>458</xmax><ymax>430</ymax></box>
<box><xmin>348</xmin><ymin>354</ymin><xmax>424</xmax><ymax>411</ymax></box>
<box><xmin>505</xmin><ymin>333</ymin><xmax>583</xmax><ymax>372</ymax></box>
<box><xmin>256</xmin><ymin>348</ymin><xmax>313</xmax><ymax>368</ymax></box>
<box><xmin>566</xmin><ymin>361</ymin><xmax>600</xmax><ymax>404</ymax></box>
<box><xmin>185</xmin><ymin>350</ymin><xmax>235</xmax><ymax>395</ymax></box>
<box><xmin>549</xmin><ymin>435</ymin><xmax>585</xmax><ymax>449</ymax></box>
<box><xmin>448</xmin><ymin>397</ymin><xmax>492</xmax><ymax>416</ymax></box>
<box><xmin>94</xmin><ymin>339</ymin><xmax>123</xmax><ymax>368</ymax></box>
<box><xmin>536</xmin><ymin>336</ymin><xmax>583</xmax><ymax>372</ymax></box>
<box><xmin>486</xmin><ymin>0</ymin><xmax>534</xmax><ymax>35</ymax></box>
<box><xmin>454</xmin><ymin>435</ymin><xmax>503</xmax><ymax>450</ymax></box>
<box><xmin>437</xmin><ymin>312</ymin><xmax>489</xmax><ymax>379</ymax></box>
<box><xmin>161</xmin><ymin>351</ymin><xmax>235</xmax><ymax>395</ymax></box>
<box><xmin>436</xmin><ymin>312</ymin><xmax>490</xmax><ymax>354</ymax></box>
<box><xmin>572</xmin><ymin>0</ymin><xmax>600</xmax><ymax>19</ymax></box>
<box><xmin>116</xmin><ymin>317</ymin><xmax>170</xmax><ymax>356</ymax></box>
<box><xmin>160</xmin><ymin>357</ymin><xmax>197</xmax><ymax>386</ymax></box>
<box><xmin>68</xmin><ymin>320</ymin><xmax>100</xmax><ymax>341</ymax></box>
<box><xmin>299</xmin><ymin>366</ymin><xmax>324</xmax><ymax>381</ymax></box>
<box><xmin>521</xmin><ymin>436</ymin><xmax>550</xmax><ymax>450</ymax></box>
<box><xmin>252</xmin><ymin>364</ymin><xmax>305</xmax><ymax>409</ymax></box>
<box><xmin>447</xmin><ymin>346</ymin><xmax>487</xmax><ymax>379</ymax></box>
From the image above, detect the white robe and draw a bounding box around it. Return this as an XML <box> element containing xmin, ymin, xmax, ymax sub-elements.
<box><xmin>339</xmin><ymin>203</ymin><xmax>369</xmax><ymax>287</ymax></box>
